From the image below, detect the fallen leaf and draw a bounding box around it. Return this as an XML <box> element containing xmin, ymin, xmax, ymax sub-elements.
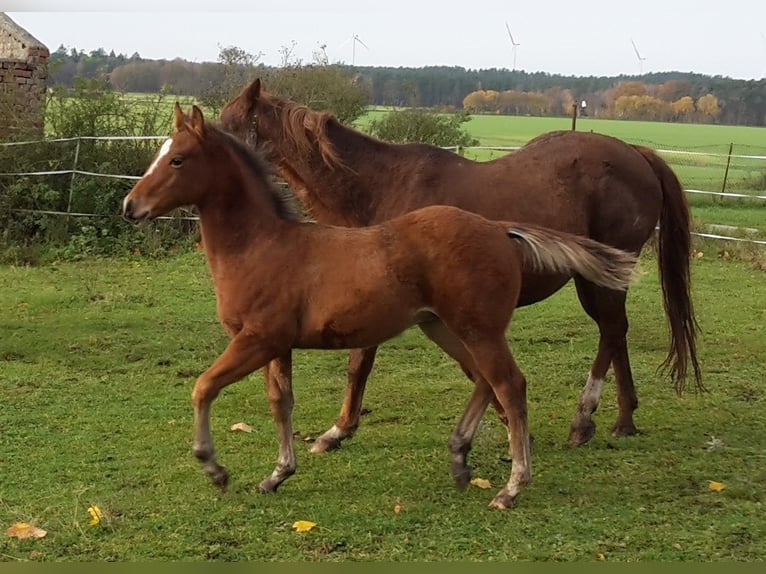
<box><xmin>673</xmin><ymin>543</ymin><xmax>682</xmax><ymax>550</ymax></box>
<box><xmin>29</xmin><ymin>550</ymin><xmax>43</xmax><ymax>559</ymax></box>
<box><xmin>696</xmin><ymin>251</ymin><xmax>704</xmax><ymax>258</ymax></box>
<box><xmin>708</xmin><ymin>480</ymin><xmax>726</xmax><ymax>492</ymax></box>
<box><xmin>470</xmin><ymin>477</ymin><xmax>492</xmax><ymax>489</ymax></box>
<box><xmin>393</xmin><ymin>504</ymin><xmax>402</xmax><ymax>514</ymax></box>
<box><xmin>6</xmin><ymin>522</ymin><xmax>47</xmax><ymax>539</ymax></box>
<box><xmin>87</xmin><ymin>506</ymin><xmax>104</xmax><ymax>526</ymax></box>
<box><xmin>597</xmin><ymin>553</ymin><xmax>606</xmax><ymax>561</ymax></box>
<box><xmin>230</xmin><ymin>422</ymin><xmax>253</xmax><ymax>433</ymax></box>
<box><xmin>292</xmin><ymin>520</ymin><xmax>317</xmax><ymax>533</ymax></box>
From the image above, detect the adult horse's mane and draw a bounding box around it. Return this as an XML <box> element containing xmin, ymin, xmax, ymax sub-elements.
<box><xmin>211</xmin><ymin>121</ymin><xmax>307</xmax><ymax>222</ymax></box>
<box><xmin>278</xmin><ymin>99</ymin><xmax>347</xmax><ymax>170</ymax></box>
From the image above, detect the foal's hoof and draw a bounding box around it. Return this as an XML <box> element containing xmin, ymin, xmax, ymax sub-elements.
<box><xmin>568</xmin><ymin>418</ymin><xmax>596</xmax><ymax>446</ymax></box>
<box><xmin>488</xmin><ymin>491</ymin><xmax>515</xmax><ymax>510</ymax></box>
<box><xmin>452</xmin><ymin>463</ymin><xmax>472</xmax><ymax>491</ymax></box>
<box><xmin>611</xmin><ymin>420</ymin><xmax>639</xmax><ymax>437</ymax></box>
<box><xmin>209</xmin><ymin>467</ymin><xmax>230</xmax><ymax>491</ymax></box>
<box><xmin>310</xmin><ymin>436</ymin><xmax>343</xmax><ymax>453</ymax></box>
<box><xmin>258</xmin><ymin>478</ymin><xmax>281</xmax><ymax>494</ymax></box>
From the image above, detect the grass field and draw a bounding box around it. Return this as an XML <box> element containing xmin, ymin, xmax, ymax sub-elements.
<box><xmin>1</xmin><ymin>248</ymin><xmax>765</xmax><ymax>561</ymax></box>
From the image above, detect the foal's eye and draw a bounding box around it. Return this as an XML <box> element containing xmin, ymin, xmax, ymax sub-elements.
<box><xmin>170</xmin><ymin>156</ymin><xmax>184</xmax><ymax>167</ymax></box>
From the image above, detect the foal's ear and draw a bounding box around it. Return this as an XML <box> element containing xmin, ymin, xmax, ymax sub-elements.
<box><xmin>190</xmin><ymin>105</ymin><xmax>206</xmax><ymax>139</ymax></box>
<box><xmin>173</xmin><ymin>102</ymin><xmax>185</xmax><ymax>132</ymax></box>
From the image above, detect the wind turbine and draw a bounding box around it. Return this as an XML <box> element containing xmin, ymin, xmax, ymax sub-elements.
<box><xmin>630</xmin><ymin>38</ymin><xmax>646</xmax><ymax>75</ymax></box>
<box><xmin>505</xmin><ymin>22</ymin><xmax>521</xmax><ymax>71</ymax></box>
<box><xmin>761</xmin><ymin>32</ymin><xmax>766</xmax><ymax>77</ymax></box>
<box><xmin>339</xmin><ymin>33</ymin><xmax>369</xmax><ymax>65</ymax></box>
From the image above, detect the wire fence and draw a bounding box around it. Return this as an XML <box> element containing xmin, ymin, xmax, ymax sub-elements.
<box><xmin>2</xmin><ymin>136</ymin><xmax>765</xmax><ymax>246</ymax></box>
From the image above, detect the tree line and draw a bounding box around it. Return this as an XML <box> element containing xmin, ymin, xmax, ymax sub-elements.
<box><xmin>48</xmin><ymin>46</ymin><xmax>766</xmax><ymax>126</ymax></box>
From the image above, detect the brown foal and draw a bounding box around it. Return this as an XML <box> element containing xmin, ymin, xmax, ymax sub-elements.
<box><xmin>123</xmin><ymin>105</ymin><xmax>639</xmax><ymax>508</ymax></box>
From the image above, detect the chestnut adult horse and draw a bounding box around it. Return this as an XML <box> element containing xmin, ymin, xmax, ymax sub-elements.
<box><xmin>219</xmin><ymin>79</ymin><xmax>701</xmax><ymax>451</ymax></box>
<box><xmin>123</xmin><ymin>104</ymin><xmax>638</xmax><ymax>508</ymax></box>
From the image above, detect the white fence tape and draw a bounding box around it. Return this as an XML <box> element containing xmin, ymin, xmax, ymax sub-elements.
<box><xmin>1</xmin><ymin>136</ymin><xmax>764</xmax><ymax>246</ymax></box>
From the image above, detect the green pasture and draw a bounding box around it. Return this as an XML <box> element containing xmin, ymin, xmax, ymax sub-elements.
<box><xmin>1</xmin><ymin>246</ymin><xmax>765</xmax><ymax>561</ymax></box>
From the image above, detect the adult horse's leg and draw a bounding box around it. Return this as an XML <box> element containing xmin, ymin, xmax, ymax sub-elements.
<box><xmin>568</xmin><ymin>279</ymin><xmax>636</xmax><ymax>445</ymax></box>
<box><xmin>419</xmin><ymin>321</ymin><xmax>499</xmax><ymax>489</ymax></box>
<box><xmin>311</xmin><ymin>346</ymin><xmax>379</xmax><ymax>453</ymax></box>
<box><xmin>259</xmin><ymin>351</ymin><xmax>297</xmax><ymax>493</ymax></box>
<box><xmin>465</xmin><ymin>339</ymin><xmax>532</xmax><ymax>509</ymax></box>
<box><xmin>192</xmin><ymin>333</ymin><xmax>277</xmax><ymax>489</ymax></box>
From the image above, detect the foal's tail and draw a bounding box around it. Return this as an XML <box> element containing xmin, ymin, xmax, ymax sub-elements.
<box><xmin>506</xmin><ymin>224</ymin><xmax>638</xmax><ymax>292</ymax></box>
<box><xmin>632</xmin><ymin>145</ymin><xmax>702</xmax><ymax>394</ymax></box>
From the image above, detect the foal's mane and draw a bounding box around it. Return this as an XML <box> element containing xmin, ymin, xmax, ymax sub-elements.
<box><xmin>209</xmin><ymin>122</ymin><xmax>307</xmax><ymax>223</ymax></box>
<box><xmin>276</xmin><ymin>98</ymin><xmax>347</xmax><ymax>171</ymax></box>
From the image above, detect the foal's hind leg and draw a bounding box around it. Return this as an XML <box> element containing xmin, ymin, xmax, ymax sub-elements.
<box><xmin>192</xmin><ymin>333</ymin><xmax>278</xmax><ymax>489</ymax></box>
<box><xmin>419</xmin><ymin>321</ymin><xmax>498</xmax><ymax>489</ymax></box>
<box><xmin>259</xmin><ymin>352</ymin><xmax>297</xmax><ymax>493</ymax></box>
<box><xmin>311</xmin><ymin>347</ymin><xmax>379</xmax><ymax>453</ymax></box>
<box><xmin>465</xmin><ymin>339</ymin><xmax>532</xmax><ymax>509</ymax></box>
<box><xmin>569</xmin><ymin>279</ymin><xmax>637</xmax><ymax>446</ymax></box>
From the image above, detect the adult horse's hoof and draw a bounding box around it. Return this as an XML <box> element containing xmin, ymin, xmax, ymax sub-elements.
<box><xmin>568</xmin><ymin>418</ymin><xmax>596</xmax><ymax>446</ymax></box>
<box><xmin>611</xmin><ymin>420</ymin><xmax>639</xmax><ymax>437</ymax></box>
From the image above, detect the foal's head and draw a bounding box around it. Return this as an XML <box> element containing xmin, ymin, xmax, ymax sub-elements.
<box><xmin>123</xmin><ymin>104</ymin><xmax>221</xmax><ymax>222</ymax></box>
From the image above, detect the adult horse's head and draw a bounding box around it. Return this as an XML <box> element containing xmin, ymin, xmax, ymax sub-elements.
<box><xmin>219</xmin><ymin>78</ymin><xmax>263</xmax><ymax>147</ymax></box>
<box><xmin>123</xmin><ymin>103</ymin><xmax>210</xmax><ymax>222</ymax></box>
<box><xmin>219</xmin><ymin>78</ymin><xmax>343</xmax><ymax>172</ymax></box>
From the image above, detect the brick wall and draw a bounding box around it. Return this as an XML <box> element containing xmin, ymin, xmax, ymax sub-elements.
<box><xmin>0</xmin><ymin>13</ymin><xmax>49</xmax><ymax>139</ymax></box>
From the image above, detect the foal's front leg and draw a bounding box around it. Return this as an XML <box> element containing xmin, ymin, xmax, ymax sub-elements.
<box><xmin>259</xmin><ymin>352</ymin><xmax>297</xmax><ymax>492</ymax></box>
<box><xmin>192</xmin><ymin>332</ymin><xmax>277</xmax><ymax>489</ymax></box>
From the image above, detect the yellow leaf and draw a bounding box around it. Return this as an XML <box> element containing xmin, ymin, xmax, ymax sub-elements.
<box><xmin>708</xmin><ymin>481</ymin><xmax>726</xmax><ymax>492</ymax></box>
<box><xmin>230</xmin><ymin>422</ymin><xmax>253</xmax><ymax>433</ymax></box>
<box><xmin>87</xmin><ymin>506</ymin><xmax>104</xmax><ymax>526</ymax></box>
<box><xmin>597</xmin><ymin>553</ymin><xmax>606</xmax><ymax>561</ymax></box>
<box><xmin>470</xmin><ymin>477</ymin><xmax>492</xmax><ymax>489</ymax></box>
<box><xmin>292</xmin><ymin>520</ymin><xmax>317</xmax><ymax>533</ymax></box>
<box><xmin>6</xmin><ymin>522</ymin><xmax>47</xmax><ymax>539</ymax></box>
<box><xmin>393</xmin><ymin>504</ymin><xmax>402</xmax><ymax>514</ymax></box>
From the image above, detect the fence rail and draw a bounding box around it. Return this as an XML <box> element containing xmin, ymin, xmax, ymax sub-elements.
<box><xmin>2</xmin><ymin>136</ymin><xmax>765</xmax><ymax>246</ymax></box>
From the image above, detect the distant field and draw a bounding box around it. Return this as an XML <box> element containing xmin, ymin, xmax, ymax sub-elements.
<box><xmin>357</xmin><ymin>110</ymin><xmax>766</xmax><ymax>237</ymax></box>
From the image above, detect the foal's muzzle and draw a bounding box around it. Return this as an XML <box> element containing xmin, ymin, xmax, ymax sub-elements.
<box><xmin>122</xmin><ymin>198</ymin><xmax>147</xmax><ymax>222</ymax></box>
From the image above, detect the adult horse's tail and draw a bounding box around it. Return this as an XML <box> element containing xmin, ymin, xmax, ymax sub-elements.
<box><xmin>633</xmin><ymin>145</ymin><xmax>702</xmax><ymax>394</ymax></box>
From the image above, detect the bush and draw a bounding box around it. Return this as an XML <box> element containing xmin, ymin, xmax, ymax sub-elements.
<box><xmin>367</xmin><ymin>108</ymin><xmax>479</xmax><ymax>147</ymax></box>
<box><xmin>0</xmin><ymin>77</ymin><xmax>196</xmax><ymax>263</ymax></box>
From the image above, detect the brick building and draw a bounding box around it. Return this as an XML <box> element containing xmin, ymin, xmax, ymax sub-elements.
<box><xmin>0</xmin><ymin>12</ymin><xmax>49</xmax><ymax>139</ymax></box>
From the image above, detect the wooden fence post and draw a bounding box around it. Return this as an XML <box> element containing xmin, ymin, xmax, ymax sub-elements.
<box><xmin>721</xmin><ymin>142</ymin><xmax>734</xmax><ymax>194</ymax></box>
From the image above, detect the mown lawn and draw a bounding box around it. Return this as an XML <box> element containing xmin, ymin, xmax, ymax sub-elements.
<box><xmin>1</xmin><ymin>245</ymin><xmax>765</xmax><ymax>561</ymax></box>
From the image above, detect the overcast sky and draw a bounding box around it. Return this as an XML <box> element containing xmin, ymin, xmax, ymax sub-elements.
<box><xmin>4</xmin><ymin>1</ymin><xmax>765</xmax><ymax>80</ymax></box>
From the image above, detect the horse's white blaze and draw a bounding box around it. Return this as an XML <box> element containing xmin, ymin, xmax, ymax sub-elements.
<box><xmin>579</xmin><ymin>372</ymin><xmax>604</xmax><ymax>415</ymax></box>
<box><xmin>145</xmin><ymin>137</ymin><xmax>174</xmax><ymax>176</ymax></box>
